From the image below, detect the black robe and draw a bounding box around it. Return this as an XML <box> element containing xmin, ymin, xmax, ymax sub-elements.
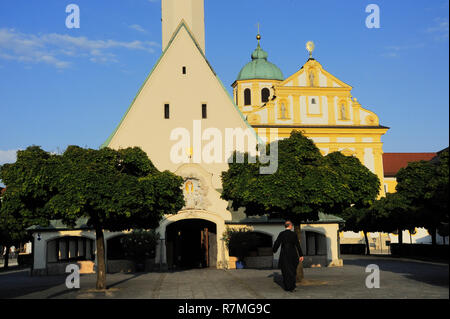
<box><xmin>273</xmin><ymin>229</ymin><xmax>304</xmax><ymax>291</ymax></box>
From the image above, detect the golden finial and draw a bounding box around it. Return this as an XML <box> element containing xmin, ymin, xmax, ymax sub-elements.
<box><xmin>256</xmin><ymin>22</ymin><xmax>261</xmax><ymax>43</ymax></box>
<box><xmin>306</xmin><ymin>41</ymin><xmax>315</xmax><ymax>59</ymax></box>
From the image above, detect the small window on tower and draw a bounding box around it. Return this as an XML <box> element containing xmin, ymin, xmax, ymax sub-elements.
<box><xmin>182</xmin><ymin>66</ymin><xmax>186</xmax><ymax>75</ymax></box>
<box><xmin>202</xmin><ymin>104</ymin><xmax>207</xmax><ymax>119</ymax></box>
<box><xmin>311</xmin><ymin>98</ymin><xmax>316</xmax><ymax>104</ymax></box>
<box><xmin>261</xmin><ymin>88</ymin><xmax>270</xmax><ymax>103</ymax></box>
<box><xmin>164</xmin><ymin>104</ymin><xmax>170</xmax><ymax>119</ymax></box>
<box><xmin>244</xmin><ymin>88</ymin><xmax>251</xmax><ymax>106</ymax></box>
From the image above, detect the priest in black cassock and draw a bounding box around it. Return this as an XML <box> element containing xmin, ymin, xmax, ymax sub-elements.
<box><xmin>273</xmin><ymin>221</ymin><xmax>304</xmax><ymax>292</ymax></box>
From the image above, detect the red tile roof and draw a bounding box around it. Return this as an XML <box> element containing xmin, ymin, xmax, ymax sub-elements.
<box><xmin>0</xmin><ymin>187</ymin><xmax>5</xmax><ymax>196</ymax></box>
<box><xmin>383</xmin><ymin>153</ymin><xmax>437</xmax><ymax>177</ymax></box>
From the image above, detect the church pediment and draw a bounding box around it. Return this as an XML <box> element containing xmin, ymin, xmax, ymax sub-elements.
<box><xmin>280</xmin><ymin>59</ymin><xmax>352</xmax><ymax>89</ymax></box>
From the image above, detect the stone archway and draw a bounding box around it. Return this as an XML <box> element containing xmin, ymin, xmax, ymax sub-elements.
<box><xmin>156</xmin><ymin>210</ymin><xmax>228</xmax><ymax>270</ymax></box>
<box><xmin>166</xmin><ymin>218</ymin><xmax>217</xmax><ymax>270</ymax></box>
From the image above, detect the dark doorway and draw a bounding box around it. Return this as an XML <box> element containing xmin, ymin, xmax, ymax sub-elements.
<box><xmin>166</xmin><ymin>219</ymin><xmax>217</xmax><ymax>270</ymax></box>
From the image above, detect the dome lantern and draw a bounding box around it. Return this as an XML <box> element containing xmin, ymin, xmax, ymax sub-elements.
<box><xmin>236</xmin><ymin>33</ymin><xmax>284</xmax><ymax>82</ymax></box>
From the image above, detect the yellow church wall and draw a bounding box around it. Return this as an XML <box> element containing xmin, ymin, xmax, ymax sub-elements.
<box><xmin>251</xmin><ymin>82</ymin><xmax>259</xmax><ymax>109</ymax></box>
<box><xmin>327</xmin><ymin>95</ymin><xmax>336</xmax><ymax>124</ymax></box>
<box><xmin>384</xmin><ymin>177</ymin><xmax>398</xmax><ymax>194</ymax></box>
<box><xmin>233</xmin><ymin>51</ymin><xmax>388</xmax><ymax>197</ymax></box>
<box><xmin>253</xmin><ymin>126</ymin><xmax>387</xmax><ymax>197</ymax></box>
<box><xmin>293</xmin><ymin>94</ymin><xmax>301</xmax><ymax>123</ymax></box>
<box><xmin>236</xmin><ymin>81</ymin><xmax>357</xmax><ymax>126</ymax></box>
<box><xmin>232</xmin><ymin>79</ymin><xmax>281</xmax><ymax>112</ymax></box>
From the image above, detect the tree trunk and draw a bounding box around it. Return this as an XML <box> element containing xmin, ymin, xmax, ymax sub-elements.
<box><xmin>398</xmin><ymin>229</ymin><xmax>403</xmax><ymax>244</ymax></box>
<box><xmin>363</xmin><ymin>231</ymin><xmax>371</xmax><ymax>255</ymax></box>
<box><xmin>430</xmin><ymin>227</ymin><xmax>437</xmax><ymax>246</ymax></box>
<box><xmin>95</xmin><ymin>227</ymin><xmax>106</xmax><ymax>290</ymax></box>
<box><xmin>294</xmin><ymin>224</ymin><xmax>304</xmax><ymax>283</ymax></box>
<box><xmin>3</xmin><ymin>245</ymin><xmax>10</xmax><ymax>270</ymax></box>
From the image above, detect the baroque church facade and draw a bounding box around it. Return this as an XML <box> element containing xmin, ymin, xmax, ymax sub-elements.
<box><xmin>30</xmin><ymin>0</ymin><xmax>390</xmax><ymax>275</ymax></box>
<box><xmin>232</xmin><ymin>38</ymin><xmax>388</xmax><ymax>194</ymax></box>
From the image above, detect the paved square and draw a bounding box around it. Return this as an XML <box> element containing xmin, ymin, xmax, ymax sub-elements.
<box><xmin>0</xmin><ymin>255</ymin><xmax>448</xmax><ymax>299</ymax></box>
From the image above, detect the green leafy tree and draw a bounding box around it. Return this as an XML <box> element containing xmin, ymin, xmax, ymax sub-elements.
<box><xmin>341</xmin><ymin>206</ymin><xmax>375</xmax><ymax>255</ymax></box>
<box><xmin>396</xmin><ymin>149</ymin><xmax>449</xmax><ymax>245</ymax></box>
<box><xmin>342</xmin><ymin>192</ymin><xmax>411</xmax><ymax>254</ymax></box>
<box><xmin>222</xmin><ymin>227</ymin><xmax>259</xmax><ymax>262</ymax></box>
<box><xmin>322</xmin><ymin>151</ymin><xmax>380</xmax><ymax>212</ymax></box>
<box><xmin>0</xmin><ymin>147</ymin><xmax>54</xmax><ymax>269</ymax></box>
<box><xmin>1</xmin><ymin>146</ymin><xmax>184</xmax><ymax>289</ymax></box>
<box><xmin>319</xmin><ymin>151</ymin><xmax>380</xmax><ymax>256</ymax></box>
<box><xmin>0</xmin><ymin>191</ymin><xmax>34</xmax><ymax>269</ymax></box>
<box><xmin>342</xmin><ymin>149</ymin><xmax>449</xmax><ymax>252</ymax></box>
<box><xmin>222</xmin><ymin>130</ymin><xmax>380</xmax><ymax>278</ymax></box>
<box><xmin>120</xmin><ymin>229</ymin><xmax>160</xmax><ymax>269</ymax></box>
<box><xmin>372</xmin><ymin>192</ymin><xmax>415</xmax><ymax>244</ymax></box>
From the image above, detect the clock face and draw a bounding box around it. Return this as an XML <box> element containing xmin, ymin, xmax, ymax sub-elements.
<box><xmin>306</xmin><ymin>41</ymin><xmax>315</xmax><ymax>52</ymax></box>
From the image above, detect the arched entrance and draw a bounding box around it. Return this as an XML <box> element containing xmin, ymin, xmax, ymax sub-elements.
<box><xmin>166</xmin><ymin>219</ymin><xmax>217</xmax><ymax>270</ymax></box>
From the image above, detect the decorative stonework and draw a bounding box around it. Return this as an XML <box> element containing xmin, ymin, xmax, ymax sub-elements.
<box><xmin>341</xmin><ymin>148</ymin><xmax>356</xmax><ymax>157</ymax></box>
<box><xmin>180</xmin><ymin>172</ymin><xmax>210</xmax><ymax>211</ymax></box>
<box><xmin>365</xmin><ymin>115</ymin><xmax>376</xmax><ymax>125</ymax></box>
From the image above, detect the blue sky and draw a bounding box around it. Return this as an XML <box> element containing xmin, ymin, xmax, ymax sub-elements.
<box><xmin>0</xmin><ymin>0</ymin><xmax>448</xmax><ymax>167</ymax></box>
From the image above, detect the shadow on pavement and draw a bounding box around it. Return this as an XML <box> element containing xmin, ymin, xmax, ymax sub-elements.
<box><xmin>44</xmin><ymin>272</ymin><xmax>146</xmax><ymax>299</ymax></box>
<box><xmin>107</xmin><ymin>272</ymin><xmax>144</xmax><ymax>289</ymax></box>
<box><xmin>0</xmin><ymin>269</ymin><xmax>66</xmax><ymax>299</ymax></box>
<box><xmin>342</xmin><ymin>255</ymin><xmax>449</xmax><ymax>288</ymax></box>
<box><xmin>267</xmin><ymin>271</ymin><xmax>285</xmax><ymax>290</ymax></box>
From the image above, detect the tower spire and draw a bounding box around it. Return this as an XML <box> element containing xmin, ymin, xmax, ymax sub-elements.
<box><xmin>256</xmin><ymin>22</ymin><xmax>261</xmax><ymax>46</ymax></box>
<box><xmin>161</xmin><ymin>0</ymin><xmax>205</xmax><ymax>53</ymax></box>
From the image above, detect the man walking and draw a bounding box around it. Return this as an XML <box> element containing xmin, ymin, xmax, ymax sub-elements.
<box><xmin>273</xmin><ymin>221</ymin><xmax>304</xmax><ymax>292</ymax></box>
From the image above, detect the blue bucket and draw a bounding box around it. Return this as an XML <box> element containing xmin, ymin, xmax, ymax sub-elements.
<box><xmin>236</xmin><ymin>261</ymin><xmax>244</xmax><ymax>269</ymax></box>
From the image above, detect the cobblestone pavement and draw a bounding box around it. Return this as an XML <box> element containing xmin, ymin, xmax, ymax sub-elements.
<box><xmin>0</xmin><ymin>255</ymin><xmax>447</xmax><ymax>299</ymax></box>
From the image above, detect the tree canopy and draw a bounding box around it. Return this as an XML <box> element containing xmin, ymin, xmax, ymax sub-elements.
<box><xmin>0</xmin><ymin>145</ymin><xmax>185</xmax><ymax>287</ymax></box>
<box><xmin>342</xmin><ymin>149</ymin><xmax>449</xmax><ymax>249</ymax></box>
<box><xmin>221</xmin><ymin>130</ymin><xmax>380</xmax><ymax>224</ymax></box>
<box><xmin>395</xmin><ymin>149</ymin><xmax>449</xmax><ymax>244</ymax></box>
<box><xmin>0</xmin><ymin>147</ymin><xmax>52</xmax><ymax>268</ymax></box>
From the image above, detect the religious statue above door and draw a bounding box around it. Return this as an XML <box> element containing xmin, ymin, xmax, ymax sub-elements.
<box><xmin>182</xmin><ymin>178</ymin><xmax>206</xmax><ymax>210</ymax></box>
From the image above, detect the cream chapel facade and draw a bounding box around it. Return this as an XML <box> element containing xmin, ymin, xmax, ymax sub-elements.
<box><xmin>30</xmin><ymin>0</ymin><xmax>392</xmax><ymax>275</ymax></box>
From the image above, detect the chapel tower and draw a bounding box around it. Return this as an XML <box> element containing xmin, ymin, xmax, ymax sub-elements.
<box><xmin>162</xmin><ymin>0</ymin><xmax>206</xmax><ymax>53</ymax></box>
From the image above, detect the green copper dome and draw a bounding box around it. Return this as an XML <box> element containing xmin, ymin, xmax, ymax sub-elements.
<box><xmin>236</xmin><ymin>39</ymin><xmax>284</xmax><ymax>82</ymax></box>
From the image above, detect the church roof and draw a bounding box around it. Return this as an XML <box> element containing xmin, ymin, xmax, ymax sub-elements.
<box><xmin>227</xmin><ymin>212</ymin><xmax>344</xmax><ymax>225</ymax></box>
<box><xmin>27</xmin><ymin>217</ymin><xmax>91</xmax><ymax>232</ymax></box>
<box><xmin>382</xmin><ymin>153</ymin><xmax>437</xmax><ymax>177</ymax></box>
<box><xmin>236</xmin><ymin>37</ymin><xmax>284</xmax><ymax>82</ymax></box>
<box><xmin>101</xmin><ymin>20</ymin><xmax>259</xmax><ymax>149</ymax></box>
